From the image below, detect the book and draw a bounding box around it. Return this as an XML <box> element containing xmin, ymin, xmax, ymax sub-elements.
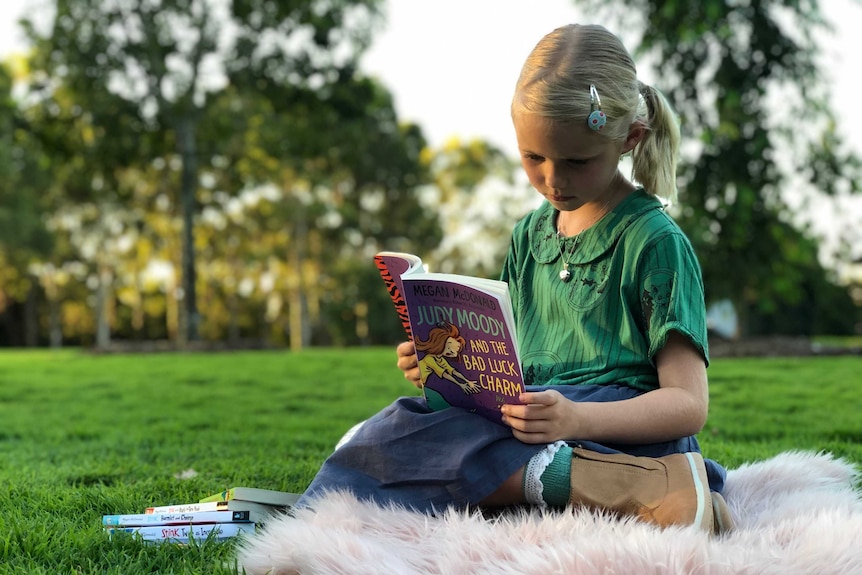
<box><xmin>199</xmin><ymin>487</ymin><xmax>300</xmax><ymax>507</ymax></box>
<box><xmin>103</xmin><ymin>509</ymin><xmax>254</xmax><ymax>527</ymax></box>
<box><xmin>106</xmin><ymin>522</ymin><xmax>255</xmax><ymax>544</ymax></box>
<box><xmin>145</xmin><ymin>499</ymin><xmax>284</xmax><ymax>516</ymax></box>
<box><xmin>374</xmin><ymin>251</ymin><xmax>526</xmax><ymax>424</ymax></box>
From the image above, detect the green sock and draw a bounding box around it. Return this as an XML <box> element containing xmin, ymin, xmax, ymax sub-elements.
<box><xmin>540</xmin><ymin>444</ymin><xmax>573</xmax><ymax>507</ymax></box>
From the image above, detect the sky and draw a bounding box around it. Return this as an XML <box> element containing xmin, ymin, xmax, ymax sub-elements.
<box><xmin>1</xmin><ymin>0</ymin><xmax>860</xmax><ymax>267</ymax></box>
<box><xmin>360</xmin><ymin>0</ymin><xmax>862</xmax><ymax>158</ymax></box>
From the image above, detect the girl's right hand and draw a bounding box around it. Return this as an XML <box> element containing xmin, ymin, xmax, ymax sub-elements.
<box><xmin>396</xmin><ymin>341</ymin><xmax>423</xmax><ymax>389</ymax></box>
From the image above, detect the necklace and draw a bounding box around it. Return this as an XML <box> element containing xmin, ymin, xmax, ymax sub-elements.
<box><xmin>556</xmin><ymin>234</ymin><xmax>579</xmax><ymax>282</ymax></box>
<box><xmin>555</xmin><ymin>199</ymin><xmax>613</xmax><ymax>283</ymax></box>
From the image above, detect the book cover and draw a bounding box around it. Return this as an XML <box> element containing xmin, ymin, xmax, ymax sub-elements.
<box><xmin>375</xmin><ymin>251</ymin><xmax>526</xmax><ymax>424</ymax></box>
<box><xmin>199</xmin><ymin>487</ymin><xmax>300</xmax><ymax>507</ymax></box>
<box><xmin>374</xmin><ymin>252</ymin><xmax>424</xmax><ymax>339</ymax></box>
<box><xmin>103</xmin><ymin>509</ymin><xmax>253</xmax><ymax>527</ymax></box>
<box><xmin>145</xmin><ymin>499</ymin><xmax>284</xmax><ymax>516</ymax></box>
<box><xmin>106</xmin><ymin>522</ymin><xmax>255</xmax><ymax>544</ymax></box>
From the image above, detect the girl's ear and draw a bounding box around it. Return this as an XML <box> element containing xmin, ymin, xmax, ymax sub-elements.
<box><xmin>621</xmin><ymin>123</ymin><xmax>646</xmax><ymax>154</ymax></box>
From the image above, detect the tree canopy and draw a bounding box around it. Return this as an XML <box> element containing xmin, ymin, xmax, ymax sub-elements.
<box><xmin>574</xmin><ymin>0</ymin><xmax>861</xmax><ymax>334</ymax></box>
<box><xmin>0</xmin><ymin>1</ymin><xmax>858</xmax><ymax>347</ymax></box>
<box><xmin>21</xmin><ymin>0</ymin><xmax>392</xmax><ymax>342</ymax></box>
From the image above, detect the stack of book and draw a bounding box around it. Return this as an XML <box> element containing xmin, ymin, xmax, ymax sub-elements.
<box><xmin>103</xmin><ymin>487</ymin><xmax>300</xmax><ymax>544</ymax></box>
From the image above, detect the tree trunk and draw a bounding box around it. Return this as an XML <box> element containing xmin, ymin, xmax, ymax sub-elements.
<box><xmin>132</xmin><ymin>261</ymin><xmax>145</xmax><ymax>340</ymax></box>
<box><xmin>41</xmin><ymin>268</ymin><xmax>63</xmax><ymax>348</ymax></box>
<box><xmin>166</xmin><ymin>264</ymin><xmax>179</xmax><ymax>341</ymax></box>
<box><xmin>49</xmin><ymin>298</ymin><xmax>62</xmax><ymax>349</ymax></box>
<box><xmin>288</xmin><ymin>211</ymin><xmax>312</xmax><ymax>351</ymax></box>
<box><xmin>228</xmin><ymin>290</ymin><xmax>240</xmax><ymax>346</ymax></box>
<box><xmin>177</xmin><ymin>115</ymin><xmax>200</xmax><ymax>343</ymax></box>
<box><xmin>95</xmin><ymin>265</ymin><xmax>112</xmax><ymax>349</ymax></box>
<box><xmin>24</xmin><ymin>278</ymin><xmax>38</xmax><ymax>347</ymax></box>
<box><xmin>288</xmin><ymin>242</ymin><xmax>305</xmax><ymax>352</ymax></box>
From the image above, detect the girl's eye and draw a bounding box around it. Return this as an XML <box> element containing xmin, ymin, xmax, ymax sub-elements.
<box><xmin>524</xmin><ymin>154</ymin><xmax>544</xmax><ymax>162</ymax></box>
<box><xmin>567</xmin><ymin>158</ymin><xmax>588</xmax><ymax>166</ymax></box>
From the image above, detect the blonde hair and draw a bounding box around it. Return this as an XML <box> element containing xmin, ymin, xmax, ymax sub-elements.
<box><xmin>512</xmin><ymin>24</ymin><xmax>681</xmax><ymax>202</ymax></box>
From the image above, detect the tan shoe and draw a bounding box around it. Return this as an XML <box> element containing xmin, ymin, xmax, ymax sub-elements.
<box><xmin>569</xmin><ymin>447</ymin><xmax>715</xmax><ymax>532</ymax></box>
<box><xmin>711</xmin><ymin>491</ymin><xmax>734</xmax><ymax>534</ymax></box>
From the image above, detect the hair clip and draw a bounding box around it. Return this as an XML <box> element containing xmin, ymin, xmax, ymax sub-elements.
<box><xmin>587</xmin><ymin>84</ymin><xmax>606</xmax><ymax>131</ymax></box>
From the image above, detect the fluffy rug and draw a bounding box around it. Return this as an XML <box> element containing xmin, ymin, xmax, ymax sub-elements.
<box><xmin>238</xmin><ymin>451</ymin><xmax>862</xmax><ymax>574</ymax></box>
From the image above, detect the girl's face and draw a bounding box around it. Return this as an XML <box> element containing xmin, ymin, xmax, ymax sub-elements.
<box><xmin>443</xmin><ymin>337</ymin><xmax>462</xmax><ymax>357</ymax></box>
<box><xmin>513</xmin><ymin>113</ymin><xmax>637</xmax><ymax>211</ymax></box>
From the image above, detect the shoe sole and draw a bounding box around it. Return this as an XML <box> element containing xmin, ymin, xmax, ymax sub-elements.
<box><xmin>683</xmin><ymin>452</ymin><xmax>710</xmax><ymax>530</ymax></box>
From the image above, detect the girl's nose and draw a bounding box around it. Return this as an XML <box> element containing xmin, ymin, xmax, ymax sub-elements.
<box><xmin>545</xmin><ymin>162</ymin><xmax>567</xmax><ymax>189</ymax></box>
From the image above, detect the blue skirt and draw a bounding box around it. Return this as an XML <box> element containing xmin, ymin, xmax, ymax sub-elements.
<box><xmin>299</xmin><ymin>384</ymin><xmax>727</xmax><ymax>514</ymax></box>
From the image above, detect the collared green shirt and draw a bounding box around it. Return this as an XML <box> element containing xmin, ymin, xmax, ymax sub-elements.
<box><xmin>501</xmin><ymin>189</ymin><xmax>709</xmax><ymax>391</ymax></box>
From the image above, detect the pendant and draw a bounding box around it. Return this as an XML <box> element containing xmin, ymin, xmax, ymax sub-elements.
<box><xmin>559</xmin><ymin>268</ymin><xmax>572</xmax><ymax>282</ymax></box>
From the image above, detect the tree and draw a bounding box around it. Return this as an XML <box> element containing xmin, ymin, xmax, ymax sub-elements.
<box><xmin>573</xmin><ymin>0</ymin><xmax>861</xmax><ymax>334</ymax></box>
<box><xmin>422</xmin><ymin>138</ymin><xmax>526</xmax><ymax>278</ymax></box>
<box><xmin>23</xmin><ymin>0</ymin><xmax>385</xmax><ymax>343</ymax></box>
<box><xmin>198</xmin><ymin>77</ymin><xmax>440</xmax><ymax>349</ymax></box>
<box><xmin>0</xmin><ymin>60</ymin><xmax>56</xmax><ymax>346</ymax></box>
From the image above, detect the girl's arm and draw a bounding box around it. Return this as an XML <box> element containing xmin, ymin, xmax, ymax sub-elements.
<box><xmin>501</xmin><ymin>331</ymin><xmax>709</xmax><ymax>444</ymax></box>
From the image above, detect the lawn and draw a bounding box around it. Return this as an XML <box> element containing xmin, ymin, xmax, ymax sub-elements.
<box><xmin>0</xmin><ymin>348</ymin><xmax>860</xmax><ymax>573</ymax></box>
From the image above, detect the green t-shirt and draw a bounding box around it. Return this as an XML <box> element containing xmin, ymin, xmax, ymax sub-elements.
<box><xmin>501</xmin><ymin>189</ymin><xmax>709</xmax><ymax>391</ymax></box>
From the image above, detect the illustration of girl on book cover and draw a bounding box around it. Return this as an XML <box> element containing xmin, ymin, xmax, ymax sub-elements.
<box><xmin>415</xmin><ymin>321</ymin><xmax>480</xmax><ymax>410</ymax></box>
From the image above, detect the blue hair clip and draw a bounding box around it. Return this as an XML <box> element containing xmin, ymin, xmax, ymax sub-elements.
<box><xmin>587</xmin><ymin>84</ymin><xmax>606</xmax><ymax>131</ymax></box>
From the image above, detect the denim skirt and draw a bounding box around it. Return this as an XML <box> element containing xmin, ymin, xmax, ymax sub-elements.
<box><xmin>298</xmin><ymin>384</ymin><xmax>727</xmax><ymax>514</ymax></box>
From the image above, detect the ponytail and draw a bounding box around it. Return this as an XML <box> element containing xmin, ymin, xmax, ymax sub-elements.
<box><xmin>631</xmin><ymin>81</ymin><xmax>681</xmax><ymax>202</ymax></box>
<box><xmin>511</xmin><ymin>26</ymin><xmax>681</xmax><ymax>202</ymax></box>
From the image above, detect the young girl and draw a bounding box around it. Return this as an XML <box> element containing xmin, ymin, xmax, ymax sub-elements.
<box><xmin>298</xmin><ymin>23</ymin><xmax>732</xmax><ymax>534</ymax></box>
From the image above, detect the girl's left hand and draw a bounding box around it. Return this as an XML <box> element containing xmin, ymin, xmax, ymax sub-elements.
<box><xmin>500</xmin><ymin>390</ymin><xmax>578</xmax><ymax>444</ymax></box>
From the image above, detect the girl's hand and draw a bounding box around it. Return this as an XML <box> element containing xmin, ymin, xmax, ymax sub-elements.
<box><xmin>396</xmin><ymin>341</ymin><xmax>423</xmax><ymax>389</ymax></box>
<box><xmin>501</xmin><ymin>390</ymin><xmax>579</xmax><ymax>444</ymax></box>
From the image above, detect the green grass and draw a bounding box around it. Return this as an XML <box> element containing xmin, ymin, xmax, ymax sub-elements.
<box><xmin>0</xmin><ymin>348</ymin><xmax>860</xmax><ymax>573</ymax></box>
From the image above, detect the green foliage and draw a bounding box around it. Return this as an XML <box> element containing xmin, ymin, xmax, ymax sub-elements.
<box><xmin>17</xmin><ymin>0</ymin><xmax>407</xmax><ymax>344</ymax></box>
<box><xmin>318</xmin><ymin>257</ymin><xmax>409</xmax><ymax>346</ymax></box>
<box><xmin>3</xmin><ymin>0</ymin><xmax>444</xmax><ymax>349</ymax></box>
<box><xmin>424</xmin><ymin>138</ymin><xmax>526</xmax><ymax>278</ymax></box>
<box><xmin>0</xmin><ymin>65</ymin><xmax>52</xmax><ymax>258</ymax></box>
<box><xmin>0</xmin><ymin>348</ymin><xmax>859</xmax><ymax>571</ymax></box>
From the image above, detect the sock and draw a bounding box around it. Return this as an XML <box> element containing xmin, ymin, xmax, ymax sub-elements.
<box><xmin>540</xmin><ymin>443</ymin><xmax>573</xmax><ymax>507</ymax></box>
<box><xmin>522</xmin><ymin>441</ymin><xmax>573</xmax><ymax>508</ymax></box>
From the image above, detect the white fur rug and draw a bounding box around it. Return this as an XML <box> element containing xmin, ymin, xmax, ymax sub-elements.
<box><xmin>238</xmin><ymin>451</ymin><xmax>862</xmax><ymax>574</ymax></box>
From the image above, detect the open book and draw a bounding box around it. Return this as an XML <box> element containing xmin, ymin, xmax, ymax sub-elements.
<box><xmin>375</xmin><ymin>252</ymin><xmax>525</xmax><ymax>424</ymax></box>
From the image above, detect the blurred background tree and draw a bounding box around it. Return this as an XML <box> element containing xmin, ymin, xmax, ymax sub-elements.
<box><xmin>10</xmin><ymin>0</ymin><xmax>441</xmax><ymax>348</ymax></box>
<box><xmin>0</xmin><ymin>0</ymin><xmax>858</xmax><ymax>348</ymax></box>
<box><xmin>0</xmin><ymin>60</ymin><xmax>56</xmax><ymax>346</ymax></box>
<box><xmin>574</xmin><ymin>0</ymin><xmax>861</xmax><ymax>336</ymax></box>
<box><xmin>20</xmin><ymin>0</ymin><xmax>420</xmax><ymax>345</ymax></box>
